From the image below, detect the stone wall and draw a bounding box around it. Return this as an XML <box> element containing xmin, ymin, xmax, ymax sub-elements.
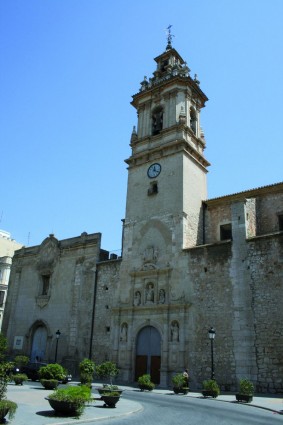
<box><xmin>92</xmin><ymin>259</ymin><xmax>121</xmax><ymax>363</ymax></box>
<box><xmin>247</xmin><ymin>234</ymin><xmax>283</xmax><ymax>393</ymax></box>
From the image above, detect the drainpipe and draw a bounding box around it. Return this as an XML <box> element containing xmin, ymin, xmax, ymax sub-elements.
<box><xmin>202</xmin><ymin>202</ymin><xmax>207</xmax><ymax>245</ymax></box>
<box><xmin>89</xmin><ymin>268</ymin><xmax>98</xmax><ymax>359</ymax></box>
<box><xmin>121</xmin><ymin>219</ymin><xmax>125</xmax><ymax>258</ymax></box>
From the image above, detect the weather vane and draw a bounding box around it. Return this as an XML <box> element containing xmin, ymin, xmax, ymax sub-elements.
<box><xmin>166</xmin><ymin>25</ymin><xmax>174</xmax><ymax>49</ymax></box>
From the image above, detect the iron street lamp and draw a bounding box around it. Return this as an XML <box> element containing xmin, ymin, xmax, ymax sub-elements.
<box><xmin>208</xmin><ymin>327</ymin><xmax>215</xmax><ymax>380</ymax></box>
<box><xmin>54</xmin><ymin>329</ymin><xmax>61</xmax><ymax>363</ymax></box>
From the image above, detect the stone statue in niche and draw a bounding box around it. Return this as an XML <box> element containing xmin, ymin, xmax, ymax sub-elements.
<box><xmin>171</xmin><ymin>321</ymin><xmax>179</xmax><ymax>342</ymax></box>
<box><xmin>134</xmin><ymin>291</ymin><xmax>141</xmax><ymax>306</ymax></box>
<box><xmin>145</xmin><ymin>283</ymin><xmax>154</xmax><ymax>304</ymax></box>
<box><xmin>158</xmin><ymin>289</ymin><xmax>165</xmax><ymax>304</ymax></box>
<box><xmin>120</xmin><ymin>323</ymin><xmax>128</xmax><ymax>342</ymax></box>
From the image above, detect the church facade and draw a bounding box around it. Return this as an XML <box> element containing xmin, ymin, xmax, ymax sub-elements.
<box><xmin>3</xmin><ymin>38</ymin><xmax>283</xmax><ymax>393</ymax></box>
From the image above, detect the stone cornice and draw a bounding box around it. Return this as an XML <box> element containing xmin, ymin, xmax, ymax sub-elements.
<box><xmin>126</xmin><ymin>134</ymin><xmax>210</xmax><ymax>170</ymax></box>
<box><xmin>206</xmin><ymin>182</ymin><xmax>283</xmax><ymax>207</ymax></box>
<box><xmin>129</xmin><ymin>267</ymin><xmax>172</xmax><ymax>278</ymax></box>
<box><xmin>112</xmin><ymin>302</ymin><xmax>190</xmax><ymax>314</ymax></box>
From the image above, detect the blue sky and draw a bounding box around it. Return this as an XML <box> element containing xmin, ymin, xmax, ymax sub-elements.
<box><xmin>1</xmin><ymin>0</ymin><xmax>283</xmax><ymax>252</ymax></box>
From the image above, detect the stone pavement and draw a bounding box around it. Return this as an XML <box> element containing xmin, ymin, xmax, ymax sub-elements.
<box><xmin>6</xmin><ymin>381</ymin><xmax>283</xmax><ymax>424</ymax></box>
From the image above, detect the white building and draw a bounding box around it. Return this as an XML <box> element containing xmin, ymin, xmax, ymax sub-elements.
<box><xmin>0</xmin><ymin>230</ymin><xmax>22</xmax><ymax>330</ymax></box>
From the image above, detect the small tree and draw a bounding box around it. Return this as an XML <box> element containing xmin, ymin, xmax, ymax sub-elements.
<box><xmin>0</xmin><ymin>334</ymin><xmax>8</xmax><ymax>362</ymax></box>
<box><xmin>14</xmin><ymin>355</ymin><xmax>29</xmax><ymax>369</ymax></box>
<box><xmin>39</xmin><ymin>363</ymin><xmax>66</xmax><ymax>381</ymax></box>
<box><xmin>172</xmin><ymin>373</ymin><xmax>188</xmax><ymax>389</ymax></box>
<box><xmin>95</xmin><ymin>361</ymin><xmax>119</xmax><ymax>385</ymax></box>
<box><xmin>0</xmin><ymin>362</ymin><xmax>18</xmax><ymax>420</ymax></box>
<box><xmin>79</xmin><ymin>359</ymin><xmax>95</xmax><ymax>386</ymax></box>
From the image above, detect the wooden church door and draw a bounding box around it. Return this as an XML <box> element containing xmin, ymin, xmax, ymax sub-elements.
<box><xmin>135</xmin><ymin>326</ymin><xmax>161</xmax><ymax>384</ymax></box>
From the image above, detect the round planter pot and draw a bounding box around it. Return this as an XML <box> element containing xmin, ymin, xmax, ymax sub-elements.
<box><xmin>0</xmin><ymin>407</ymin><xmax>10</xmax><ymax>422</ymax></box>
<box><xmin>202</xmin><ymin>390</ymin><xmax>218</xmax><ymax>398</ymax></box>
<box><xmin>0</xmin><ymin>400</ymin><xmax>17</xmax><ymax>423</ymax></box>
<box><xmin>139</xmin><ymin>385</ymin><xmax>153</xmax><ymax>391</ymax></box>
<box><xmin>14</xmin><ymin>378</ymin><xmax>25</xmax><ymax>385</ymax></box>
<box><xmin>101</xmin><ymin>395</ymin><xmax>120</xmax><ymax>408</ymax></box>
<box><xmin>236</xmin><ymin>394</ymin><xmax>253</xmax><ymax>403</ymax></box>
<box><xmin>46</xmin><ymin>397</ymin><xmax>84</xmax><ymax>415</ymax></box>
<box><xmin>173</xmin><ymin>387</ymin><xmax>189</xmax><ymax>395</ymax></box>
<box><xmin>97</xmin><ymin>388</ymin><xmax>123</xmax><ymax>396</ymax></box>
<box><xmin>41</xmin><ymin>379</ymin><xmax>59</xmax><ymax>390</ymax></box>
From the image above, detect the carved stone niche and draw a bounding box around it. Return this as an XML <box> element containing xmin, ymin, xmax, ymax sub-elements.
<box><xmin>141</xmin><ymin>245</ymin><xmax>159</xmax><ymax>271</ymax></box>
<box><xmin>36</xmin><ymin>234</ymin><xmax>60</xmax><ymax>274</ymax></box>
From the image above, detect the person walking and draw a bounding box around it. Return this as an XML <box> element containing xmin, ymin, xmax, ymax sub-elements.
<box><xmin>183</xmin><ymin>369</ymin><xmax>189</xmax><ymax>387</ymax></box>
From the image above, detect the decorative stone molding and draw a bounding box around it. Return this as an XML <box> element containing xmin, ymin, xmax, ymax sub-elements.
<box><xmin>35</xmin><ymin>295</ymin><xmax>50</xmax><ymax>308</ymax></box>
<box><xmin>37</xmin><ymin>234</ymin><xmax>60</xmax><ymax>274</ymax></box>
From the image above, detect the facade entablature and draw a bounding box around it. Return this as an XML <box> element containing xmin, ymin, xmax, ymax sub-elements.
<box><xmin>133</xmin><ymin>75</ymin><xmax>207</xmax><ymax>107</ymax></box>
<box><xmin>184</xmin><ymin>239</ymin><xmax>232</xmax><ymax>252</ymax></box>
<box><xmin>111</xmin><ymin>303</ymin><xmax>190</xmax><ymax>314</ymax></box>
<box><xmin>246</xmin><ymin>230</ymin><xmax>283</xmax><ymax>242</ymax></box>
<box><xmin>129</xmin><ymin>267</ymin><xmax>172</xmax><ymax>278</ymax></box>
<box><xmin>129</xmin><ymin>125</ymin><xmax>208</xmax><ymax>163</ymax></box>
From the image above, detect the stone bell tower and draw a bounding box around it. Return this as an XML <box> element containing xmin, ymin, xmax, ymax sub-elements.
<box><xmin>112</xmin><ymin>29</ymin><xmax>210</xmax><ymax>385</ymax></box>
<box><xmin>124</xmin><ymin>29</ymin><xmax>209</xmax><ymax>253</ymax></box>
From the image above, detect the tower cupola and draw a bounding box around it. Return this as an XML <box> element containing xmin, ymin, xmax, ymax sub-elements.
<box><xmin>128</xmin><ymin>28</ymin><xmax>209</xmax><ymax>171</ymax></box>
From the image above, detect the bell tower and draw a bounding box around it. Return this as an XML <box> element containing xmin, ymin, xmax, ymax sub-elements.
<box><xmin>113</xmin><ymin>32</ymin><xmax>210</xmax><ymax>384</ymax></box>
<box><xmin>124</xmin><ymin>31</ymin><xmax>210</xmax><ymax>253</ymax></box>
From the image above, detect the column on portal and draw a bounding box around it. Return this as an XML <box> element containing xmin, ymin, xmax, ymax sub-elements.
<box><xmin>179</xmin><ymin>310</ymin><xmax>186</xmax><ymax>368</ymax></box>
<box><xmin>159</xmin><ymin>319</ymin><xmax>169</xmax><ymax>387</ymax></box>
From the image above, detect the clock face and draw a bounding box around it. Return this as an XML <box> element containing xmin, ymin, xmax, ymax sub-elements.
<box><xmin>147</xmin><ymin>163</ymin><xmax>161</xmax><ymax>178</ymax></box>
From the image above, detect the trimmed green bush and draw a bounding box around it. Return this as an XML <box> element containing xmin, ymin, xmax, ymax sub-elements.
<box><xmin>239</xmin><ymin>378</ymin><xmax>254</xmax><ymax>395</ymax></box>
<box><xmin>38</xmin><ymin>363</ymin><xmax>65</xmax><ymax>380</ymax></box>
<box><xmin>137</xmin><ymin>374</ymin><xmax>155</xmax><ymax>390</ymax></box>
<box><xmin>95</xmin><ymin>361</ymin><xmax>119</xmax><ymax>385</ymax></box>
<box><xmin>48</xmin><ymin>385</ymin><xmax>92</xmax><ymax>416</ymax></box>
<box><xmin>202</xmin><ymin>379</ymin><xmax>220</xmax><ymax>395</ymax></box>
<box><xmin>79</xmin><ymin>359</ymin><xmax>95</xmax><ymax>386</ymax></box>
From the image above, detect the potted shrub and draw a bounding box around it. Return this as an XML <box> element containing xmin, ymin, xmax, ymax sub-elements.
<box><xmin>172</xmin><ymin>373</ymin><xmax>189</xmax><ymax>394</ymax></box>
<box><xmin>236</xmin><ymin>378</ymin><xmax>254</xmax><ymax>403</ymax></box>
<box><xmin>12</xmin><ymin>373</ymin><xmax>28</xmax><ymax>385</ymax></box>
<box><xmin>11</xmin><ymin>355</ymin><xmax>29</xmax><ymax>385</ymax></box>
<box><xmin>95</xmin><ymin>361</ymin><xmax>120</xmax><ymax>395</ymax></box>
<box><xmin>100</xmin><ymin>390</ymin><xmax>121</xmax><ymax>408</ymax></box>
<box><xmin>202</xmin><ymin>379</ymin><xmax>220</xmax><ymax>398</ymax></box>
<box><xmin>79</xmin><ymin>358</ymin><xmax>95</xmax><ymax>387</ymax></box>
<box><xmin>137</xmin><ymin>374</ymin><xmax>155</xmax><ymax>391</ymax></box>
<box><xmin>39</xmin><ymin>363</ymin><xmax>66</xmax><ymax>389</ymax></box>
<box><xmin>46</xmin><ymin>385</ymin><xmax>92</xmax><ymax>416</ymax></box>
<box><xmin>14</xmin><ymin>355</ymin><xmax>29</xmax><ymax>370</ymax></box>
<box><xmin>0</xmin><ymin>362</ymin><xmax>18</xmax><ymax>422</ymax></box>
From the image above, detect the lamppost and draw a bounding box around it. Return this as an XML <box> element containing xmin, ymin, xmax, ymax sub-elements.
<box><xmin>54</xmin><ymin>329</ymin><xmax>61</xmax><ymax>363</ymax></box>
<box><xmin>208</xmin><ymin>327</ymin><xmax>215</xmax><ymax>380</ymax></box>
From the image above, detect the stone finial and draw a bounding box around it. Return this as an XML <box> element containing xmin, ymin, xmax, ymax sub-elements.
<box><xmin>130</xmin><ymin>125</ymin><xmax>138</xmax><ymax>143</ymax></box>
<box><xmin>194</xmin><ymin>74</ymin><xmax>200</xmax><ymax>85</ymax></box>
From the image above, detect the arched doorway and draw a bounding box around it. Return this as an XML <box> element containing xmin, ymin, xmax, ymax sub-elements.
<box><xmin>31</xmin><ymin>325</ymin><xmax>48</xmax><ymax>362</ymax></box>
<box><xmin>135</xmin><ymin>326</ymin><xmax>161</xmax><ymax>384</ymax></box>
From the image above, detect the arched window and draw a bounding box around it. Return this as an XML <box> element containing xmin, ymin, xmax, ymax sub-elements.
<box><xmin>152</xmin><ymin>106</ymin><xmax>163</xmax><ymax>135</ymax></box>
<box><xmin>190</xmin><ymin>107</ymin><xmax>197</xmax><ymax>135</ymax></box>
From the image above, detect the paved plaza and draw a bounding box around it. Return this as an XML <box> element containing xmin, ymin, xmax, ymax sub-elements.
<box><xmin>6</xmin><ymin>381</ymin><xmax>283</xmax><ymax>424</ymax></box>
